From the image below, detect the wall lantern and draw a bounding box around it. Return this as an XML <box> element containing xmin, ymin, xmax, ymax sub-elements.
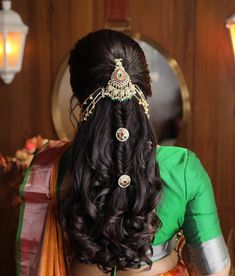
<box><xmin>0</xmin><ymin>0</ymin><xmax>28</xmax><ymax>84</ymax></box>
<box><xmin>226</xmin><ymin>13</ymin><xmax>235</xmax><ymax>60</ymax></box>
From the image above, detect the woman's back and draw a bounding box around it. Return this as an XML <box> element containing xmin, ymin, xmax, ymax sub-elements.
<box><xmin>16</xmin><ymin>29</ymin><xmax>230</xmax><ymax>276</ymax></box>
<box><xmin>16</xmin><ymin>140</ymin><xmax>230</xmax><ymax>275</ymax></box>
<box><xmin>58</xmin><ymin>144</ymin><xmax>229</xmax><ymax>275</ymax></box>
<box><xmin>59</xmin><ymin>145</ymin><xmax>221</xmax><ymax>246</ymax></box>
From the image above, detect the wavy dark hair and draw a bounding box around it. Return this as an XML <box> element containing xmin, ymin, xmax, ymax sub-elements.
<box><xmin>60</xmin><ymin>29</ymin><xmax>162</xmax><ymax>273</ymax></box>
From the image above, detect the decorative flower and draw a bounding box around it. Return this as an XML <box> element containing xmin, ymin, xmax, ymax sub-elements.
<box><xmin>0</xmin><ymin>154</ymin><xmax>12</xmax><ymax>172</ymax></box>
<box><xmin>15</xmin><ymin>149</ymin><xmax>28</xmax><ymax>161</ymax></box>
<box><xmin>25</xmin><ymin>140</ymin><xmax>37</xmax><ymax>154</ymax></box>
<box><xmin>0</xmin><ymin>135</ymin><xmax>48</xmax><ymax>174</ymax></box>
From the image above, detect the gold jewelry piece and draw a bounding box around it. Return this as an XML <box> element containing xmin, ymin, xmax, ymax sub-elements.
<box><xmin>118</xmin><ymin>174</ymin><xmax>131</xmax><ymax>188</ymax></box>
<box><xmin>104</xmin><ymin>59</ymin><xmax>136</xmax><ymax>101</ymax></box>
<box><xmin>79</xmin><ymin>59</ymin><xmax>150</xmax><ymax>122</ymax></box>
<box><xmin>116</xmin><ymin>127</ymin><xmax>129</xmax><ymax>142</ymax></box>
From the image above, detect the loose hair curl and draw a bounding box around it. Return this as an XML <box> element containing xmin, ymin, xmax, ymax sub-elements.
<box><xmin>60</xmin><ymin>29</ymin><xmax>162</xmax><ymax>273</ymax></box>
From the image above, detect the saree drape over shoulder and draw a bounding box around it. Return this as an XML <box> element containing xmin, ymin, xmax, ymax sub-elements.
<box><xmin>16</xmin><ymin>140</ymin><xmax>71</xmax><ymax>276</ymax></box>
<box><xmin>16</xmin><ymin>141</ymin><xmax>230</xmax><ymax>276</ymax></box>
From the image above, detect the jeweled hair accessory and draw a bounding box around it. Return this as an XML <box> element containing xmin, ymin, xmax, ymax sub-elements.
<box><xmin>116</xmin><ymin>127</ymin><xmax>129</xmax><ymax>142</ymax></box>
<box><xmin>118</xmin><ymin>174</ymin><xmax>131</xmax><ymax>188</ymax></box>
<box><xmin>79</xmin><ymin>58</ymin><xmax>149</xmax><ymax>121</ymax></box>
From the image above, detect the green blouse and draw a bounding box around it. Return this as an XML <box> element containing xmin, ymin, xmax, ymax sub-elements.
<box><xmin>152</xmin><ymin>145</ymin><xmax>221</xmax><ymax>245</ymax></box>
<box><xmin>59</xmin><ymin>145</ymin><xmax>221</xmax><ymax>246</ymax></box>
<box><xmin>58</xmin><ymin>144</ymin><xmax>229</xmax><ymax>275</ymax></box>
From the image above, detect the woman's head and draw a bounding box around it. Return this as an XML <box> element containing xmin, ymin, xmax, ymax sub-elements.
<box><xmin>69</xmin><ymin>29</ymin><xmax>152</xmax><ymax>105</ymax></box>
<box><xmin>60</xmin><ymin>29</ymin><xmax>162</xmax><ymax>273</ymax></box>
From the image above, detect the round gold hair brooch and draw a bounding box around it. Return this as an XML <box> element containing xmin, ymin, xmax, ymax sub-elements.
<box><xmin>118</xmin><ymin>174</ymin><xmax>131</xmax><ymax>188</ymax></box>
<box><xmin>116</xmin><ymin>127</ymin><xmax>129</xmax><ymax>142</ymax></box>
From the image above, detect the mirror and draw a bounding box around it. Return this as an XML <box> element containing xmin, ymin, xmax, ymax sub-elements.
<box><xmin>136</xmin><ymin>38</ymin><xmax>190</xmax><ymax>145</ymax></box>
<box><xmin>52</xmin><ymin>35</ymin><xmax>190</xmax><ymax>145</ymax></box>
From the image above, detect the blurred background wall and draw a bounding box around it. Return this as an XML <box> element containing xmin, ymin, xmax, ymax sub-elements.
<box><xmin>0</xmin><ymin>0</ymin><xmax>235</xmax><ymax>275</ymax></box>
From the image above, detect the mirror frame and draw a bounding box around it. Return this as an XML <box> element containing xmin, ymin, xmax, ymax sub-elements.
<box><xmin>52</xmin><ymin>56</ymin><xmax>70</xmax><ymax>140</ymax></box>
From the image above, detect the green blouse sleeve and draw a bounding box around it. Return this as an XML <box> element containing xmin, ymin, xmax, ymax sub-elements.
<box><xmin>182</xmin><ymin>150</ymin><xmax>221</xmax><ymax>244</ymax></box>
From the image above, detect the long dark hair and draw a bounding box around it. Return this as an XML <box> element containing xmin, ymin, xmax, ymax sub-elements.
<box><xmin>60</xmin><ymin>29</ymin><xmax>162</xmax><ymax>273</ymax></box>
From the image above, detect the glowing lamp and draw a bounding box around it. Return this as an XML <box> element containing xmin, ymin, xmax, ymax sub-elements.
<box><xmin>226</xmin><ymin>13</ymin><xmax>235</xmax><ymax>60</ymax></box>
<box><xmin>0</xmin><ymin>1</ymin><xmax>28</xmax><ymax>84</ymax></box>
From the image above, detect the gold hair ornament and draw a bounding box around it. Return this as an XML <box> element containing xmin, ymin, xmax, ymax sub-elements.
<box><xmin>118</xmin><ymin>174</ymin><xmax>131</xmax><ymax>188</ymax></box>
<box><xmin>79</xmin><ymin>59</ymin><xmax>150</xmax><ymax>122</ymax></box>
<box><xmin>115</xmin><ymin>127</ymin><xmax>129</xmax><ymax>142</ymax></box>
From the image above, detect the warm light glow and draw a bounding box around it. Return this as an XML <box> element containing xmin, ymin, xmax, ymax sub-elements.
<box><xmin>226</xmin><ymin>14</ymin><xmax>235</xmax><ymax>60</ymax></box>
<box><xmin>229</xmin><ymin>24</ymin><xmax>235</xmax><ymax>57</ymax></box>
<box><xmin>6</xmin><ymin>42</ymin><xmax>11</xmax><ymax>53</ymax></box>
<box><xmin>6</xmin><ymin>32</ymin><xmax>22</xmax><ymax>67</ymax></box>
<box><xmin>0</xmin><ymin>1</ymin><xmax>29</xmax><ymax>83</ymax></box>
<box><xmin>0</xmin><ymin>32</ymin><xmax>22</xmax><ymax>68</ymax></box>
<box><xmin>0</xmin><ymin>33</ymin><xmax>3</xmax><ymax>68</ymax></box>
